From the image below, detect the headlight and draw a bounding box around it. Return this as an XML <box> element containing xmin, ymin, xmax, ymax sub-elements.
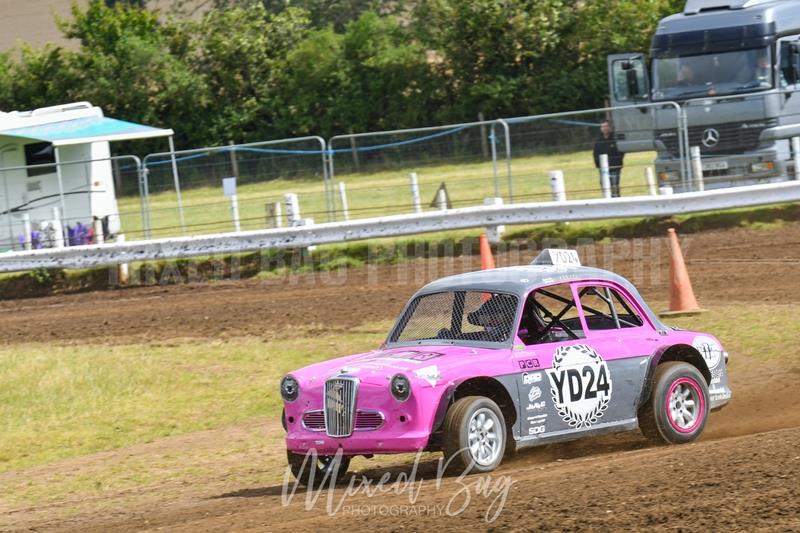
<box><xmin>390</xmin><ymin>374</ymin><xmax>411</xmax><ymax>402</ymax></box>
<box><xmin>750</xmin><ymin>162</ymin><xmax>774</xmax><ymax>173</ymax></box>
<box><xmin>280</xmin><ymin>375</ymin><xmax>299</xmax><ymax>402</ymax></box>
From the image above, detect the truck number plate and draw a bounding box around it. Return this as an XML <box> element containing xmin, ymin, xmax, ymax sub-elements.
<box><xmin>702</xmin><ymin>161</ymin><xmax>729</xmax><ymax>171</ymax></box>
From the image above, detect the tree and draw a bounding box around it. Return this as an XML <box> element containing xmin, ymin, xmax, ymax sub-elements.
<box><xmin>0</xmin><ymin>53</ymin><xmax>13</xmax><ymax>111</ymax></box>
<box><xmin>189</xmin><ymin>3</ymin><xmax>311</xmax><ymax>142</ymax></box>
<box><xmin>413</xmin><ymin>0</ymin><xmax>571</xmax><ymax>120</ymax></box>
<box><xmin>2</xmin><ymin>45</ymin><xmax>76</xmax><ymax>112</ymax></box>
<box><xmin>52</xmin><ymin>2</ymin><xmax>208</xmax><ymax>149</ymax></box>
<box><xmin>274</xmin><ymin>11</ymin><xmax>439</xmax><ymax>137</ymax></box>
<box><xmin>412</xmin><ymin>0</ymin><xmax>685</xmax><ymax>120</ymax></box>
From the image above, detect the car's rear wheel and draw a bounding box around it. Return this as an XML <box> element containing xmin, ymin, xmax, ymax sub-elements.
<box><xmin>639</xmin><ymin>361</ymin><xmax>709</xmax><ymax>444</ymax></box>
<box><xmin>287</xmin><ymin>450</ymin><xmax>351</xmax><ymax>487</ymax></box>
<box><xmin>442</xmin><ymin>396</ymin><xmax>506</xmax><ymax>474</ymax></box>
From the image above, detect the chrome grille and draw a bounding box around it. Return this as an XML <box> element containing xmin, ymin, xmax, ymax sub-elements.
<box><xmin>302</xmin><ymin>410</ymin><xmax>325</xmax><ymax>431</ymax></box>
<box><xmin>354</xmin><ymin>411</ymin><xmax>384</xmax><ymax>430</ymax></box>
<box><xmin>303</xmin><ymin>409</ymin><xmax>383</xmax><ymax>432</ymax></box>
<box><xmin>324</xmin><ymin>377</ymin><xmax>358</xmax><ymax>437</ymax></box>
<box><xmin>656</xmin><ymin>119</ymin><xmax>777</xmax><ymax>158</ymax></box>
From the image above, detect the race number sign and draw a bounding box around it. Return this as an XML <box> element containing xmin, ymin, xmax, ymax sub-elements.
<box><xmin>547</xmin><ymin>344</ymin><xmax>613</xmax><ymax>429</ymax></box>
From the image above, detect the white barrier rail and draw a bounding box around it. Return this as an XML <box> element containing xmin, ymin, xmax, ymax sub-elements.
<box><xmin>1</xmin><ymin>180</ymin><xmax>799</xmax><ymax>273</ymax></box>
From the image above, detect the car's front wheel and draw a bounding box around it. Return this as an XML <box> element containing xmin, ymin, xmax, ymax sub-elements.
<box><xmin>639</xmin><ymin>361</ymin><xmax>709</xmax><ymax>444</ymax></box>
<box><xmin>287</xmin><ymin>450</ymin><xmax>351</xmax><ymax>487</ymax></box>
<box><xmin>442</xmin><ymin>396</ymin><xmax>507</xmax><ymax>474</ymax></box>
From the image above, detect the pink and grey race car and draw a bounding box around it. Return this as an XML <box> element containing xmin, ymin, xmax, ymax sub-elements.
<box><xmin>280</xmin><ymin>249</ymin><xmax>732</xmax><ymax>484</ymax></box>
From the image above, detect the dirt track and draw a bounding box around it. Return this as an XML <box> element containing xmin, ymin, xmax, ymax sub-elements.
<box><xmin>1</xmin><ymin>223</ymin><xmax>799</xmax><ymax>346</ymax></box>
<box><xmin>1</xmin><ymin>223</ymin><xmax>800</xmax><ymax>531</ymax></box>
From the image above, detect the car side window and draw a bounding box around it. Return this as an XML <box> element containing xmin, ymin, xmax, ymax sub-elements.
<box><xmin>518</xmin><ymin>283</ymin><xmax>585</xmax><ymax>345</ymax></box>
<box><xmin>578</xmin><ymin>285</ymin><xmax>644</xmax><ymax>330</ymax></box>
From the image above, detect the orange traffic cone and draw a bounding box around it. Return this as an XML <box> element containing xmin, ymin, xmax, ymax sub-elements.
<box><xmin>660</xmin><ymin>228</ymin><xmax>704</xmax><ymax>317</ymax></box>
<box><xmin>479</xmin><ymin>234</ymin><xmax>495</xmax><ymax>270</ymax></box>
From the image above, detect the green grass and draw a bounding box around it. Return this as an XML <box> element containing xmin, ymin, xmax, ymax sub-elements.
<box><xmin>117</xmin><ymin>150</ymin><xmax>659</xmax><ymax>240</ymax></box>
<box><xmin>0</xmin><ymin>325</ymin><xmax>389</xmax><ymax>473</ymax></box>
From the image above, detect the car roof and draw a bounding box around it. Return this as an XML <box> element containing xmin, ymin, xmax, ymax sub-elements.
<box><xmin>418</xmin><ymin>265</ymin><xmax>626</xmax><ymax>295</ymax></box>
<box><xmin>416</xmin><ymin>264</ymin><xmax>668</xmax><ymax>332</ymax></box>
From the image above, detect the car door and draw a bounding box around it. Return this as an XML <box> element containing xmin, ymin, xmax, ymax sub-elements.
<box><xmin>570</xmin><ymin>282</ymin><xmax>656</xmax><ymax>428</ymax></box>
<box><xmin>512</xmin><ymin>282</ymin><xmax>601</xmax><ymax>443</ymax></box>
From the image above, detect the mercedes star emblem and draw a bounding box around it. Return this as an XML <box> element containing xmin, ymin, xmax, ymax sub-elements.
<box><xmin>701</xmin><ymin>128</ymin><xmax>720</xmax><ymax>148</ymax></box>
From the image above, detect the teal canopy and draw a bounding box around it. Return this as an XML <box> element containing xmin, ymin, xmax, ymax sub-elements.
<box><xmin>0</xmin><ymin>116</ymin><xmax>173</xmax><ymax>146</ymax></box>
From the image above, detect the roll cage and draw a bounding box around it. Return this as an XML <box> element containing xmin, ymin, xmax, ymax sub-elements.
<box><xmin>522</xmin><ymin>282</ymin><xmax>646</xmax><ymax>345</ymax></box>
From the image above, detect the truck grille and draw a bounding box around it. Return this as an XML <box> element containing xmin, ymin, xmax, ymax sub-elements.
<box><xmin>303</xmin><ymin>409</ymin><xmax>384</xmax><ymax>431</ymax></box>
<box><xmin>656</xmin><ymin>119</ymin><xmax>776</xmax><ymax>157</ymax></box>
<box><xmin>324</xmin><ymin>377</ymin><xmax>358</xmax><ymax>437</ymax></box>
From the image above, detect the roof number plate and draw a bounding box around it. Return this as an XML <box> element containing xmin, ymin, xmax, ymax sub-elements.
<box><xmin>531</xmin><ymin>249</ymin><xmax>581</xmax><ymax>267</ymax></box>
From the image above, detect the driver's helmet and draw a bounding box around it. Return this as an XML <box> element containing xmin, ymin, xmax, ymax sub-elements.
<box><xmin>467</xmin><ymin>294</ymin><xmax>516</xmax><ymax>329</ymax></box>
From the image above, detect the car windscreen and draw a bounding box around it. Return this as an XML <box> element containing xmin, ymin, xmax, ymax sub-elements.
<box><xmin>389</xmin><ymin>291</ymin><xmax>519</xmax><ymax>345</ymax></box>
<box><xmin>652</xmin><ymin>47</ymin><xmax>772</xmax><ymax>101</ymax></box>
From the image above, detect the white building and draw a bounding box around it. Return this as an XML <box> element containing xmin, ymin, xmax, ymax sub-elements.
<box><xmin>0</xmin><ymin>102</ymin><xmax>172</xmax><ymax>251</ymax></box>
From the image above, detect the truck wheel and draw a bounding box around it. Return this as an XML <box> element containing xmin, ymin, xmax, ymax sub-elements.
<box><xmin>287</xmin><ymin>450</ymin><xmax>351</xmax><ymax>487</ymax></box>
<box><xmin>442</xmin><ymin>396</ymin><xmax>506</xmax><ymax>474</ymax></box>
<box><xmin>639</xmin><ymin>361</ymin><xmax>709</xmax><ymax>445</ymax></box>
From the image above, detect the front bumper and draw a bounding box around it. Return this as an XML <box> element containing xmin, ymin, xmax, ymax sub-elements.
<box><xmin>283</xmin><ymin>382</ymin><xmax>444</xmax><ymax>456</ymax></box>
<box><xmin>285</xmin><ymin>428</ymin><xmax>431</xmax><ymax>455</ymax></box>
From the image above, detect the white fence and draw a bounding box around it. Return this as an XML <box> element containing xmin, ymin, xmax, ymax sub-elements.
<box><xmin>2</xmin><ymin>180</ymin><xmax>798</xmax><ymax>273</ymax></box>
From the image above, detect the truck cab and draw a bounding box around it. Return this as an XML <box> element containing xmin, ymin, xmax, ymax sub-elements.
<box><xmin>608</xmin><ymin>0</ymin><xmax>800</xmax><ymax>191</ymax></box>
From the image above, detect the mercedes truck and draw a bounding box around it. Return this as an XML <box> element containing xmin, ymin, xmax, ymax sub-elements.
<box><xmin>607</xmin><ymin>0</ymin><xmax>800</xmax><ymax>191</ymax></box>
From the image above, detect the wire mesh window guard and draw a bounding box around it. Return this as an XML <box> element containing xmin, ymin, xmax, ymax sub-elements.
<box><xmin>391</xmin><ymin>291</ymin><xmax>519</xmax><ymax>344</ymax></box>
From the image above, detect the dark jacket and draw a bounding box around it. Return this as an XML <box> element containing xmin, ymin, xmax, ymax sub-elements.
<box><xmin>593</xmin><ymin>134</ymin><xmax>625</xmax><ymax>170</ymax></box>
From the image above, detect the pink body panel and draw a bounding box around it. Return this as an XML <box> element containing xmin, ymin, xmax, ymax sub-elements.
<box><xmin>284</xmin><ymin>269</ymin><xmax>731</xmax><ymax>456</ymax></box>
<box><xmin>283</xmin><ymin>328</ymin><xmax>727</xmax><ymax>455</ymax></box>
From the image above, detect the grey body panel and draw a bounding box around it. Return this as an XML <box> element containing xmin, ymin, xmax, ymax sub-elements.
<box><xmin>660</xmin><ymin>1</ymin><xmax>800</xmax><ymax>36</ymax></box>
<box><xmin>495</xmin><ymin>355</ymin><xmax>651</xmax><ymax>448</ymax></box>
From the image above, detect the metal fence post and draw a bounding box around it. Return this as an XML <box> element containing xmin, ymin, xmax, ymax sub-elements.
<box><xmin>690</xmin><ymin>146</ymin><xmax>705</xmax><ymax>192</ymax></box>
<box><xmin>117</xmin><ymin>234</ymin><xmax>130</xmax><ymax>285</ymax></box>
<box><xmin>599</xmin><ymin>154</ymin><xmax>612</xmax><ymax>199</ymax></box>
<box><xmin>22</xmin><ymin>213</ymin><xmax>32</xmax><ymax>250</ymax></box>
<box><xmin>168</xmin><ymin>136</ymin><xmax>187</xmax><ymax>235</ymax></box>
<box><xmin>409</xmin><ymin>172</ymin><xmax>422</xmax><ymax>214</ymax></box>
<box><xmin>141</xmin><ymin>164</ymin><xmax>152</xmax><ymax>240</ymax></box>
<box><xmin>317</xmin><ymin>137</ymin><xmax>334</xmax><ymax>222</ymax></box>
<box><xmin>326</xmin><ymin>138</ymin><xmax>338</xmax><ymax>222</ymax></box>
<box><xmin>93</xmin><ymin>217</ymin><xmax>105</xmax><ymax>244</ymax></box>
<box><xmin>228</xmin><ymin>140</ymin><xmax>239</xmax><ymax>178</ymax></box>
<box><xmin>549</xmin><ymin>170</ymin><xmax>567</xmax><ymax>202</ymax></box>
<box><xmin>645</xmin><ymin>167</ymin><xmax>657</xmax><ymax>196</ymax></box>
<box><xmin>52</xmin><ymin>206</ymin><xmax>65</xmax><ymax>248</ymax></box>
<box><xmin>483</xmin><ymin>197</ymin><xmax>505</xmax><ymax>243</ymax></box>
<box><xmin>497</xmin><ymin>119</ymin><xmax>513</xmax><ymax>203</ymax></box>
<box><xmin>489</xmin><ymin>126</ymin><xmax>499</xmax><ymax>198</ymax></box>
<box><xmin>0</xmin><ymin>155</ymin><xmax>13</xmax><ymax>247</ymax></box>
<box><xmin>266</xmin><ymin>201</ymin><xmax>283</xmax><ymax>228</ymax></box>
<box><xmin>338</xmin><ymin>182</ymin><xmax>350</xmax><ymax>221</ymax></box>
<box><xmin>436</xmin><ymin>187</ymin><xmax>448</xmax><ymax>211</ymax></box>
<box><xmin>284</xmin><ymin>193</ymin><xmax>301</xmax><ymax>226</ymax></box>
<box><xmin>792</xmin><ymin>136</ymin><xmax>800</xmax><ymax>181</ymax></box>
<box><xmin>53</xmin><ymin>148</ymin><xmax>68</xmax><ymax>231</ymax></box>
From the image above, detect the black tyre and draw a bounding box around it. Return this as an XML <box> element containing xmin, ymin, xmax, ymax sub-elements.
<box><xmin>442</xmin><ymin>396</ymin><xmax>507</xmax><ymax>474</ymax></box>
<box><xmin>287</xmin><ymin>450</ymin><xmax>351</xmax><ymax>487</ymax></box>
<box><xmin>639</xmin><ymin>361</ymin><xmax>709</xmax><ymax>444</ymax></box>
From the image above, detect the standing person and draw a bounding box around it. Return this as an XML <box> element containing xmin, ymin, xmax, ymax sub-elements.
<box><xmin>593</xmin><ymin>119</ymin><xmax>624</xmax><ymax>197</ymax></box>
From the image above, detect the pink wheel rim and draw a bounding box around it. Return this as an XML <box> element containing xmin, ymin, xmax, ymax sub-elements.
<box><xmin>665</xmin><ymin>377</ymin><xmax>705</xmax><ymax>434</ymax></box>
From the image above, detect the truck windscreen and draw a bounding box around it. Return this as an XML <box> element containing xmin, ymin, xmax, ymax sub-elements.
<box><xmin>652</xmin><ymin>47</ymin><xmax>772</xmax><ymax>101</ymax></box>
